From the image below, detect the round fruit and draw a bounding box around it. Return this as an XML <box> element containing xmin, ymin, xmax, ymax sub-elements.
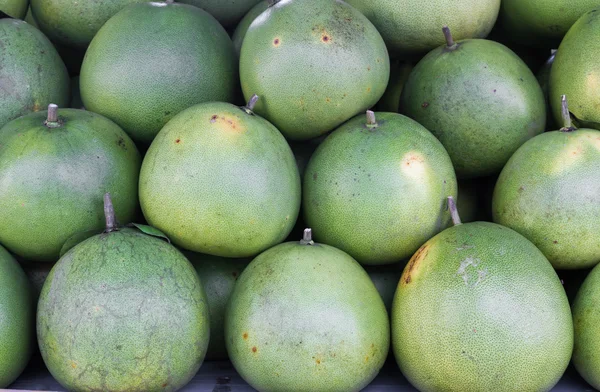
<box><xmin>232</xmin><ymin>0</ymin><xmax>268</xmax><ymax>56</ymax></box>
<box><xmin>303</xmin><ymin>111</ymin><xmax>457</xmax><ymax>265</ymax></box>
<box><xmin>0</xmin><ymin>105</ymin><xmax>141</xmax><ymax>262</ymax></box>
<box><xmin>392</xmin><ymin>197</ymin><xmax>573</xmax><ymax>391</ymax></box>
<box><xmin>37</xmin><ymin>195</ymin><xmax>210</xmax><ymax>392</ymax></box>
<box><xmin>0</xmin><ymin>19</ymin><xmax>69</xmax><ymax>129</ymax></box>
<box><xmin>1</xmin><ymin>0</ymin><xmax>28</xmax><ymax>19</ymax></box>
<box><xmin>493</xmin><ymin>96</ymin><xmax>600</xmax><ymax>269</ymax></box>
<box><xmin>0</xmin><ymin>245</ymin><xmax>33</xmax><ymax>388</ymax></box>
<box><xmin>345</xmin><ymin>0</ymin><xmax>500</xmax><ymax>55</ymax></box>
<box><xmin>400</xmin><ymin>28</ymin><xmax>546</xmax><ymax>179</ymax></box>
<box><xmin>240</xmin><ymin>0</ymin><xmax>389</xmax><ymax>141</ymax></box>
<box><xmin>188</xmin><ymin>253</ymin><xmax>249</xmax><ymax>360</ymax></box>
<box><xmin>139</xmin><ymin>99</ymin><xmax>301</xmax><ymax>258</ymax></box>
<box><xmin>365</xmin><ymin>263</ymin><xmax>404</xmax><ymax>313</ymax></box>
<box><xmin>80</xmin><ymin>1</ymin><xmax>237</xmax><ymax>144</ymax></box>
<box><xmin>225</xmin><ymin>229</ymin><xmax>390</xmax><ymax>392</ymax></box>
<box><xmin>550</xmin><ymin>8</ymin><xmax>600</xmax><ymax>130</ymax></box>
<box><xmin>179</xmin><ymin>0</ymin><xmax>262</xmax><ymax>27</ymax></box>
<box><xmin>30</xmin><ymin>0</ymin><xmax>147</xmax><ymax>48</ymax></box>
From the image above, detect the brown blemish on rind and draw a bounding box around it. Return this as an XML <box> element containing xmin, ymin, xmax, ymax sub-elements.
<box><xmin>252</xmin><ymin>346</ymin><xmax>257</xmax><ymax>353</ymax></box>
<box><xmin>243</xmin><ymin>332</ymin><xmax>248</xmax><ymax>340</ymax></box>
<box><xmin>175</xmin><ymin>138</ymin><xmax>181</xmax><ymax>144</ymax></box>
<box><xmin>210</xmin><ymin>115</ymin><xmax>245</xmax><ymax>133</ymax></box>
<box><xmin>404</xmin><ymin>154</ymin><xmax>424</xmax><ymax>167</ymax></box>
<box><xmin>402</xmin><ymin>244</ymin><xmax>430</xmax><ymax>285</ymax></box>
<box><xmin>273</xmin><ymin>38</ymin><xmax>281</xmax><ymax>47</ymax></box>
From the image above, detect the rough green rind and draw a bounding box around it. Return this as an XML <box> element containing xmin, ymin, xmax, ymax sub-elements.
<box><xmin>0</xmin><ymin>0</ymin><xmax>28</xmax><ymax>18</ymax></box>
<box><xmin>492</xmin><ymin>129</ymin><xmax>600</xmax><ymax>269</ymax></box>
<box><xmin>239</xmin><ymin>0</ymin><xmax>390</xmax><ymax>141</ymax></box>
<box><xmin>0</xmin><ymin>245</ymin><xmax>34</xmax><ymax>388</ymax></box>
<box><xmin>0</xmin><ymin>19</ymin><xmax>69</xmax><ymax>129</ymax></box>
<box><xmin>344</xmin><ymin>0</ymin><xmax>500</xmax><ymax>55</ymax></box>
<box><xmin>232</xmin><ymin>0</ymin><xmax>268</xmax><ymax>57</ymax></box>
<box><xmin>37</xmin><ymin>228</ymin><xmax>210</xmax><ymax>392</ymax></box>
<box><xmin>80</xmin><ymin>2</ymin><xmax>237</xmax><ymax>144</ymax></box>
<box><xmin>225</xmin><ymin>241</ymin><xmax>390</xmax><ymax>392</ymax></box>
<box><xmin>303</xmin><ymin>112</ymin><xmax>457</xmax><ymax>265</ymax></box>
<box><xmin>0</xmin><ymin>108</ymin><xmax>141</xmax><ymax>262</ymax></box>
<box><xmin>400</xmin><ymin>39</ymin><xmax>546</xmax><ymax>179</ymax></box>
<box><xmin>139</xmin><ymin>102</ymin><xmax>301</xmax><ymax>258</ymax></box>
<box><xmin>188</xmin><ymin>253</ymin><xmax>249</xmax><ymax>360</ymax></box>
<box><xmin>365</xmin><ymin>263</ymin><xmax>404</xmax><ymax>313</ymax></box>
<box><xmin>179</xmin><ymin>0</ymin><xmax>262</xmax><ymax>27</ymax></box>
<box><xmin>550</xmin><ymin>8</ymin><xmax>600</xmax><ymax>130</ymax></box>
<box><xmin>392</xmin><ymin>222</ymin><xmax>573</xmax><ymax>392</ymax></box>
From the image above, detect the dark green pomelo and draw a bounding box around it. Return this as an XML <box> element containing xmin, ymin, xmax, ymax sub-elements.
<box><xmin>0</xmin><ymin>245</ymin><xmax>34</xmax><ymax>388</ymax></box>
<box><xmin>188</xmin><ymin>253</ymin><xmax>249</xmax><ymax>360</ymax></box>
<box><xmin>493</xmin><ymin>100</ymin><xmax>600</xmax><ymax>269</ymax></box>
<box><xmin>392</xmin><ymin>210</ymin><xmax>573</xmax><ymax>391</ymax></box>
<box><xmin>22</xmin><ymin>260</ymin><xmax>54</xmax><ymax>300</ymax></box>
<box><xmin>538</xmin><ymin>50</ymin><xmax>557</xmax><ymax>131</ymax></box>
<box><xmin>303</xmin><ymin>111</ymin><xmax>457</xmax><ymax>265</ymax></box>
<box><xmin>500</xmin><ymin>0</ymin><xmax>599</xmax><ymax>47</ymax></box>
<box><xmin>344</xmin><ymin>0</ymin><xmax>500</xmax><ymax>55</ymax></box>
<box><xmin>550</xmin><ymin>8</ymin><xmax>600</xmax><ymax>130</ymax></box>
<box><xmin>374</xmin><ymin>60</ymin><xmax>413</xmax><ymax>112</ymax></box>
<box><xmin>80</xmin><ymin>2</ymin><xmax>237</xmax><ymax>144</ymax></box>
<box><xmin>24</xmin><ymin>5</ymin><xmax>37</xmax><ymax>26</ymax></box>
<box><xmin>0</xmin><ymin>106</ymin><xmax>141</xmax><ymax>262</ymax></box>
<box><xmin>0</xmin><ymin>0</ymin><xmax>28</xmax><ymax>18</ymax></box>
<box><xmin>139</xmin><ymin>100</ymin><xmax>301</xmax><ymax>258</ymax></box>
<box><xmin>0</xmin><ymin>19</ymin><xmax>69</xmax><ymax>128</ymax></box>
<box><xmin>70</xmin><ymin>75</ymin><xmax>83</xmax><ymax>109</ymax></box>
<box><xmin>400</xmin><ymin>32</ymin><xmax>546</xmax><ymax>179</ymax></box>
<box><xmin>365</xmin><ymin>263</ymin><xmax>404</xmax><ymax>313</ymax></box>
<box><xmin>231</xmin><ymin>0</ymin><xmax>268</xmax><ymax>56</ymax></box>
<box><xmin>179</xmin><ymin>0</ymin><xmax>262</xmax><ymax>27</ymax></box>
<box><xmin>37</xmin><ymin>200</ymin><xmax>210</xmax><ymax>392</ymax></box>
<box><xmin>240</xmin><ymin>0</ymin><xmax>390</xmax><ymax>141</ymax></box>
<box><xmin>457</xmin><ymin>179</ymin><xmax>481</xmax><ymax>223</ymax></box>
<box><xmin>30</xmin><ymin>0</ymin><xmax>147</xmax><ymax>48</ymax></box>
<box><xmin>225</xmin><ymin>230</ymin><xmax>389</xmax><ymax>392</ymax></box>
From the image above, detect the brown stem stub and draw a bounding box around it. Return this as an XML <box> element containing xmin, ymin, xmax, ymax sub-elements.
<box><xmin>442</xmin><ymin>26</ymin><xmax>455</xmax><ymax>48</ymax></box>
<box><xmin>104</xmin><ymin>193</ymin><xmax>118</xmax><ymax>232</ymax></box>
<box><xmin>300</xmin><ymin>228</ymin><xmax>314</xmax><ymax>245</ymax></box>
<box><xmin>47</xmin><ymin>104</ymin><xmax>58</xmax><ymax>123</ymax></box>
<box><xmin>559</xmin><ymin>94</ymin><xmax>575</xmax><ymax>132</ymax></box>
<box><xmin>447</xmin><ymin>196</ymin><xmax>462</xmax><ymax>226</ymax></box>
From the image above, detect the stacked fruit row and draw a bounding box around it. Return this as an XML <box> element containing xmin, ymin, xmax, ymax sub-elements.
<box><xmin>1</xmin><ymin>0</ymin><xmax>600</xmax><ymax>391</ymax></box>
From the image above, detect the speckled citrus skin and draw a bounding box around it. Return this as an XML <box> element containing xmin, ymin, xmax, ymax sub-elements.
<box><xmin>80</xmin><ymin>2</ymin><xmax>237</xmax><ymax>144</ymax></box>
<box><xmin>400</xmin><ymin>39</ymin><xmax>546</xmax><ymax>179</ymax></box>
<box><xmin>0</xmin><ymin>245</ymin><xmax>33</xmax><ymax>388</ymax></box>
<box><xmin>139</xmin><ymin>102</ymin><xmax>301</xmax><ymax>258</ymax></box>
<box><xmin>0</xmin><ymin>0</ymin><xmax>28</xmax><ymax>18</ymax></box>
<box><xmin>37</xmin><ymin>228</ymin><xmax>210</xmax><ymax>392</ymax></box>
<box><xmin>178</xmin><ymin>0</ymin><xmax>262</xmax><ymax>27</ymax></box>
<box><xmin>0</xmin><ymin>19</ymin><xmax>69</xmax><ymax>129</ymax></box>
<box><xmin>550</xmin><ymin>8</ymin><xmax>600</xmax><ymax>130</ymax></box>
<box><xmin>345</xmin><ymin>0</ymin><xmax>500</xmax><ymax>55</ymax></box>
<box><xmin>0</xmin><ymin>108</ymin><xmax>141</xmax><ymax>262</ymax></box>
<box><xmin>303</xmin><ymin>112</ymin><xmax>457</xmax><ymax>265</ymax></box>
<box><xmin>232</xmin><ymin>0</ymin><xmax>268</xmax><ymax>56</ymax></box>
<box><xmin>493</xmin><ymin>129</ymin><xmax>600</xmax><ymax>269</ymax></box>
<box><xmin>225</xmin><ymin>240</ymin><xmax>390</xmax><ymax>392</ymax></box>
<box><xmin>30</xmin><ymin>0</ymin><xmax>147</xmax><ymax>48</ymax></box>
<box><xmin>392</xmin><ymin>222</ymin><xmax>573</xmax><ymax>392</ymax></box>
<box><xmin>239</xmin><ymin>0</ymin><xmax>390</xmax><ymax>141</ymax></box>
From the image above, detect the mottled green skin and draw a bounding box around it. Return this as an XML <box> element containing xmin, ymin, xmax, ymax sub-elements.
<box><xmin>0</xmin><ymin>245</ymin><xmax>34</xmax><ymax>388</ymax></box>
<box><xmin>493</xmin><ymin>129</ymin><xmax>600</xmax><ymax>269</ymax></box>
<box><xmin>0</xmin><ymin>19</ymin><xmax>69</xmax><ymax>129</ymax></box>
<box><xmin>345</xmin><ymin>0</ymin><xmax>500</xmax><ymax>55</ymax></box>
<box><xmin>400</xmin><ymin>39</ymin><xmax>546</xmax><ymax>179</ymax></box>
<box><xmin>179</xmin><ymin>0</ymin><xmax>262</xmax><ymax>27</ymax></box>
<box><xmin>38</xmin><ymin>228</ymin><xmax>210</xmax><ymax>392</ymax></box>
<box><xmin>365</xmin><ymin>263</ymin><xmax>404</xmax><ymax>313</ymax></box>
<box><xmin>139</xmin><ymin>102</ymin><xmax>301</xmax><ymax>258</ymax></box>
<box><xmin>550</xmin><ymin>8</ymin><xmax>600</xmax><ymax>130</ymax></box>
<box><xmin>80</xmin><ymin>2</ymin><xmax>237</xmax><ymax>144</ymax></box>
<box><xmin>303</xmin><ymin>112</ymin><xmax>457</xmax><ymax>265</ymax></box>
<box><xmin>374</xmin><ymin>60</ymin><xmax>413</xmax><ymax>112</ymax></box>
<box><xmin>231</xmin><ymin>0</ymin><xmax>268</xmax><ymax>56</ymax></box>
<box><xmin>240</xmin><ymin>0</ymin><xmax>390</xmax><ymax>141</ymax></box>
<box><xmin>188</xmin><ymin>253</ymin><xmax>249</xmax><ymax>360</ymax></box>
<box><xmin>225</xmin><ymin>241</ymin><xmax>390</xmax><ymax>392</ymax></box>
<box><xmin>0</xmin><ymin>0</ymin><xmax>28</xmax><ymax>18</ymax></box>
<box><xmin>392</xmin><ymin>222</ymin><xmax>573</xmax><ymax>392</ymax></box>
<box><xmin>0</xmin><ymin>109</ymin><xmax>141</xmax><ymax>262</ymax></box>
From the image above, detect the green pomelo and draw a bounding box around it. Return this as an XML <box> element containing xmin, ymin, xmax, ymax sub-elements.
<box><xmin>303</xmin><ymin>111</ymin><xmax>457</xmax><ymax>265</ymax></box>
<box><xmin>179</xmin><ymin>0</ymin><xmax>262</xmax><ymax>27</ymax></box>
<box><xmin>24</xmin><ymin>5</ymin><xmax>37</xmax><ymax>26</ymax></box>
<box><xmin>37</xmin><ymin>203</ymin><xmax>210</xmax><ymax>392</ymax></box>
<box><xmin>225</xmin><ymin>231</ymin><xmax>390</xmax><ymax>392</ymax></box>
<box><xmin>344</xmin><ymin>0</ymin><xmax>500</xmax><ymax>55</ymax></box>
<box><xmin>30</xmin><ymin>0</ymin><xmax>147</xmax><ymax>49</ymax></box>
<box><xmin>232</xmin><ymin>0</ymin><xmax>268</xmax><ymax>57</ymax></box>
<box><xmin>139</xmin><ymin>101</ymin><xmax>301</xmax><ymax>258</ymax></box>
<box><xmin>365</xmin><ymin>263</ymin><xmax>404</xmax><ymax>313</ymax></box>
<box><xmin>374</xmin><ymin>60</ymin><xmax>413</xmax><ymax>112</ymax></box>
<box><xmin>0</xmin><ymin>245</ymin><xmax>34</xmax><ymax>388</ymax></box>
<box><xmin>290</xmin><ymin>140</ymin><xmax>319</xmax><ymax>180</ymax></box>
<box><xmin>0</xmin><ymin>106</ymin><xmax>141</xmax><ymax>262</ymax></box>
<box><xmin>0</xmin><ymin>0</ymin><xmax>28</xmax><ymax>19</ymax></box>
<box><xmin>392</xmin><ymin>217</ymin><xmax>573</xmax><ymax>391</ymax></box>
<box><xmin>550</xmin><ymin>8</ymin><xmax>600</xmax><ymax>130</ymax></box>
<box><xmin>80</xmin><ymin>2</ymin><xmax>237</xmax><ymax>144</ymax></box>
<box><xmin>400</xmin><ymin>34</ymin><xmax>546</xmax><ymax>179</ymax></box>
<box><xmin>239</xmin><ymin>0</ymin><xmax>390</xmax><ymax>141</ymax></box>
<box><xmin>188</xmin><ymin>253</ymin><xmax>249</xmax><ymax>360</ymax></box>
<box><xmin>0</xmin><ymin>19</ymin><xmax>69</xmax><ymax>129</ymax></box>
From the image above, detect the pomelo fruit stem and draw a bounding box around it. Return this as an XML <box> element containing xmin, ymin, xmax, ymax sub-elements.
<box><xmin>47</xmin><ymin>104</ymin><xmax>58</xmax><ymax>122</ymax></box>
<box><xmin>559</xmin><ymin>94</ymin><xmax>575</xmax><ymax>132</ymax></box>
<box><xmin>447</xmin><ymin>196</ymin><xmax>462</xmax><ymax>226</ymax></box>
<box><xmin>300</xmin><ymin>228</ymin><xmax>314</xmax><ymax>245</ymax></box>
<box><xmin>366</xmin><ymin>110</ymin><xmax>377</xmax><ymax>127</ymax></box>
<box><xmin>104</xmin><ymin>193</ymin><xmax>118</xmax><ymax>232</ymax></box>
<box><xmin>165</xmin><ymin>0</ymin><xmax>174</xmax><ymax>4</ymax></box>
<box><xmin>246</xmin><ymin>94</ymin><xmax>259</xmax><ymax>111</ymax></box>
<box><xmin>442</xmin><ymin>26</ymin><xmax>457</xmax><ymax>50</ymax></box>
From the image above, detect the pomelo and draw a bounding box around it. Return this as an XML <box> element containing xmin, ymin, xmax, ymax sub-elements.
<box><xmin>225</xmin><ymin>229</ymin><xmax>389</xmax><ymax>392</ymax></box>
<box><xmin>365</xmin><ymin>263</ymin><xmax>404</xmax><ymax>313</ymax></box>
<box><xmin>179</xmin><ymin>0</ymin><xmax>262</xmax><ymax>27</ymax></box>
<box><xmin>231</xmin><ymin>0</ymin><xmax>268</xmax><ymax>56</ymax></box>
<box><xmin>0</xmin><ymin>0</ymin><xmax>28</xmax><ymax>19</ymax></box>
